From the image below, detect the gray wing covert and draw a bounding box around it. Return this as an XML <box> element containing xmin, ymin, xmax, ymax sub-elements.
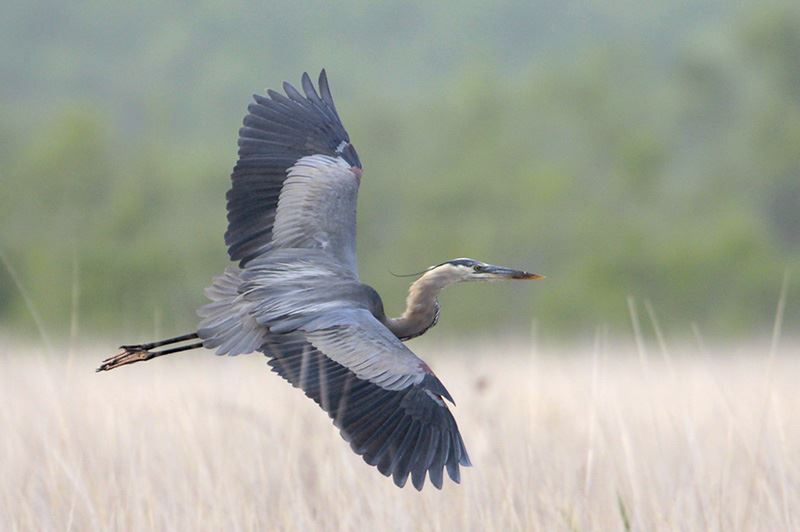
<box><xmin>270</xmin><ymin>155</ymin><xmax>361</xmax><ymax>274</ymax></box>
<box><xmin>198</xmin><ymin>249</ymin><xmax>358</xmax><ymax>355</ymax></box>
<box><xmin>226</xmin><ymin>70</ymin><xmax>362</xmax><ymax>268</ymax></box>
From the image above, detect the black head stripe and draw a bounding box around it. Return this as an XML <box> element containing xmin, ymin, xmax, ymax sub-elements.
<box><xmin>443</xmin><ymin>258</ymin><xmax>479</xmax><ymax>268</ymax></box>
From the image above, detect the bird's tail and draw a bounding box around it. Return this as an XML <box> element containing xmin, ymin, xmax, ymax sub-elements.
<box><xmin>196</xmin><ymin>266</ymin><xmax>268</xmax><ymax>356</ymax></box>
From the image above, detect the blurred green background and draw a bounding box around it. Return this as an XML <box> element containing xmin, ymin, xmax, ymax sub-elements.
<box><xmin>1</xmin><ymin>0</ymin><xmax>798</xmax><ymax>342</ymax></box>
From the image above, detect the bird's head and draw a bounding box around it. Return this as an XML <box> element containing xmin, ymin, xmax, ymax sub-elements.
<box><xmin>427</xmin><ymin>258</ymin><xmax>544</xmax><ymax>283</ymax></box>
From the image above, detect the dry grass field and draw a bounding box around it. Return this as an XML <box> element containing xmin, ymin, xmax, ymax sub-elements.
<box><xmin>1</xmin><ymin>337</ymin><xmax>798</xmax><ymax>531</ymax></box>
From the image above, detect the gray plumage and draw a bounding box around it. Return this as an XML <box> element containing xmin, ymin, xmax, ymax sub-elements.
<box><xmin>98</xmin><ymin>70</ymin><xmax>543</xmax><ymax>491</ymax></box>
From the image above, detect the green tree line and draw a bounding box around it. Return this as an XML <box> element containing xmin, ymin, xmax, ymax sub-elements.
<box><xmin>1</xmin><ymin>1</ymin><xmax>798</xmax><ymax>340</ymax></box>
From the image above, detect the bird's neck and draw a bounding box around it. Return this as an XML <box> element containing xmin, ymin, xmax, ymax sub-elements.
<box><xmin>385</xmin><ymin>265</ymin><xmax>462</xmax><ymax>341</ymax></box>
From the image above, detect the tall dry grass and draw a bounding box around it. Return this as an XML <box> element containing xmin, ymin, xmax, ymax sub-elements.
<box><xmin>1</xmin><ymin>337</ymin><xmax>798</xmax><ymax>531</ymax></box>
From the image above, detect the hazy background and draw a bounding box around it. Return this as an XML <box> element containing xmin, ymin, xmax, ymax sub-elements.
<box><xmin>2</xmin><ymin>4</ymin><xmax>799</xmax><ymax>529</ymax></box>
<box><xmin>2</xmin><ymin>0</ymin><xmax>798</xmax><ymax>343</ymax></box>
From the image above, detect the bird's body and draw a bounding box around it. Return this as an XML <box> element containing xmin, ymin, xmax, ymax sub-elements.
<box><xmin>98</xmin><ymin>71</ymin><xmax>542</xmax><ymax>490</ymax></box>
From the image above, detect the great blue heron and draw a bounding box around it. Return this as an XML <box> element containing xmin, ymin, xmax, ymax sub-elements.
<box><xmin>97</xmin><ymin>70</ymin><xmax>543</xmax><ymax>490</ymax></box>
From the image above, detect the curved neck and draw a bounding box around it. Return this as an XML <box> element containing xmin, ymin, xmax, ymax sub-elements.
<box><xmin>384</xmin><ymin>265</ymin><xmax>463</xmax><ymax>340</ymax></box>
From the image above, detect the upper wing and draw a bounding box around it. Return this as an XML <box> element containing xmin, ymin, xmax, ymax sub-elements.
<box><xmin>225</xmin><ymin>70</ymin><xmax>362</xmax><ymax>267</ymax></box>
<box><xmin>270</xmin><ymin>155</ymin><xmax>361</xmax><ymax>274</ymax></box>
<box><xmin>261</xmin><ymin>313</ymin><xmax>471</xmax><ymax>490</ymax></box>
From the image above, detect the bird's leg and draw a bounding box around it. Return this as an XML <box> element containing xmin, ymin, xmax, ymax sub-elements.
<box><xmin>119</xmin><ymin>332</ymin><xmax>200</xmax><ymax>352</ymax></box>
<box><xmin>96</xmin><ymin>333</ymin><xmax>203</xmax><ymax>372</ymax></box>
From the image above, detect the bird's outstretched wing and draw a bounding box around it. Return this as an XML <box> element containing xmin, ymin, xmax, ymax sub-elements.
<box><xmin>262</xmin><ymin>315</ymin><xmax>471</xmax><ymax>491</ymax></box>
<box><xmin>226</xmin><ymin>70</ymin><xmax>362</xmax><ymax>269</ymax></box>
<box><xmin>197</xmin><ymin>260</ymin><xmax>471</xmax><ymax>490</ymax></box>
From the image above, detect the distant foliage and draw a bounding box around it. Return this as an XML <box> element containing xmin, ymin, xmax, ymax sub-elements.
<box><xmin>0</xmin><ymin>2</ymin><xmax>798</xmax><ymax>339</ymax></box>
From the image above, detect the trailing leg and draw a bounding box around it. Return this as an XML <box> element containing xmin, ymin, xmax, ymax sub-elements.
<box><xmin>96</xmin><ymin>332</ymin><xmax>203</xmax><ymax>372</ymax></box>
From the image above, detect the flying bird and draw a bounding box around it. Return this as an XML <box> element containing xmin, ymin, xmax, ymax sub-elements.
<box><xmin>97</xmin><ymin>70</ymin><xmax>543</xmax><ymax>490</ymax></box>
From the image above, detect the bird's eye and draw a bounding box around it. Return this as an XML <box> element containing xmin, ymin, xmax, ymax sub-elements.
<box><xmin>473</xmin><ymin>265</ymin><xmax>484</xmax><ymax>272</ymax></box>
